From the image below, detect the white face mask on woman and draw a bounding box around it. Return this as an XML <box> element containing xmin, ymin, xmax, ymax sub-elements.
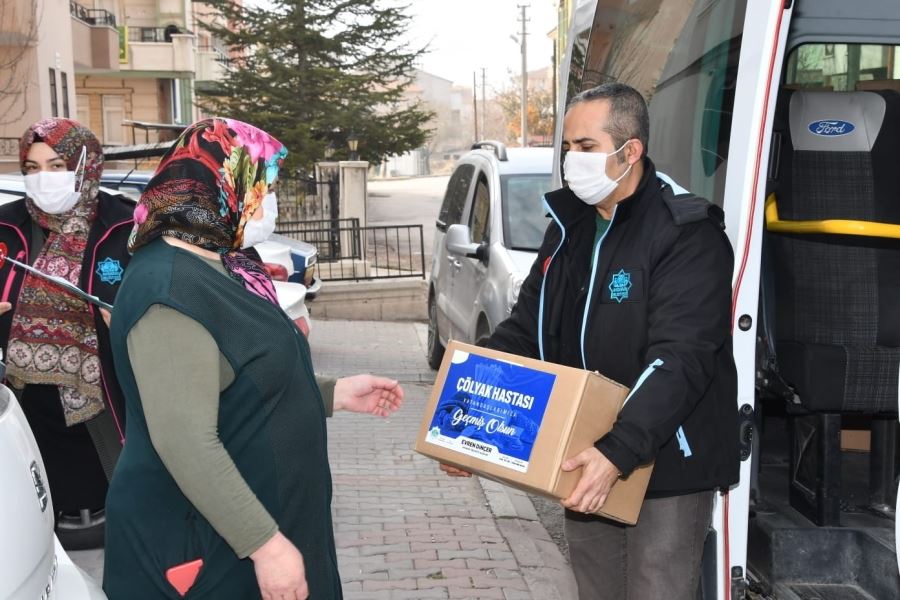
<box><xmin>563</xmin><ymin>142</ymin><xmax>632</xmax><ymax>206</ymax></box>
<box><xmin>24</xmin><ymin>146</ymin><xmax>87</xmax><ymax>215</ymax></box>
<box><xmin>241</xmin><ymin>191</ymin><xmax>278</xmax><ymax>249</ymax></box>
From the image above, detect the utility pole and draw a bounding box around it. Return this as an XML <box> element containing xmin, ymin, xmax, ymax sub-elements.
<box><xmin>473</xmin><ymin>71</ymin><xmax>479</xmax><ymax>141</ymax></box>
<box><xmin>481</xmin><ymin>67</ymin><xmax>487</xmax><ymax>142</ymax></box>
<box><xmin>518</xmin><ymin>4</ymin><xmax>529</xmax><ymax>147</ymax></box>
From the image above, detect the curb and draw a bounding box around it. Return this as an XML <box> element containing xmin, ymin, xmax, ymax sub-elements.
<box><xmin>310</xmin><ymin>279</ymin><xmax>427</xmax><ymax>322</ymax></box>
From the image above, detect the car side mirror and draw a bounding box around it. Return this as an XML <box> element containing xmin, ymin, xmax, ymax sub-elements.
<box><xmin>446</xmin><ymin>224</ymin><xmax>488</xmax><ymax>262</ymax></box>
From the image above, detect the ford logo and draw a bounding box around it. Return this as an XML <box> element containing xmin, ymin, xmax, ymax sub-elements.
<box><xmin>809</xmin><ymin>120</ymin><xmax>855</xmax><ymax>136</ymax></box>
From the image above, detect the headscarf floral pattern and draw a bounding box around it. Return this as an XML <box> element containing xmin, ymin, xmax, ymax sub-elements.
<box><xmin>7</xmin><ymin>118</ymin><xmax>107</xmax><ymax>426</ymax></box>
<box><xmin>129</xmin><ymin>118</ymin><xmax>287</xmax><ymax>304</ymax></box>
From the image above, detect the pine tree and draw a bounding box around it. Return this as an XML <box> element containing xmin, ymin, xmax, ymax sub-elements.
<box><xmin>197</xmin><ymin>0</ymin><xmax>433</xmax><ymax>174</ymax></box>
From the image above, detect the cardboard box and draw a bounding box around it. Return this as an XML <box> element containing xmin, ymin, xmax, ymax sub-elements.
<box><xmin>415</xmin><ymin>341</ymin><xmax>654</xmax><ymax>525</ymax></box>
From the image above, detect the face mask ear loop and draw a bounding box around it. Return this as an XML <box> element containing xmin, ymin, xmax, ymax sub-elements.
<box><xmin>73</xmin><ymin>145</ymin><xmax>87</xmax><ymax>193</ymax></box>
<box><xmin>611</xmin><ymin>141</ymin><xmax>634</xmax><ymax>183</ymax></box>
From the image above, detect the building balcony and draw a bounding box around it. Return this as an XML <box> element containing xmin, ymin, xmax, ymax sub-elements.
<box><xmin>70</xmin><ymin>2</ymin><xmax>119</xmax><ymax>72</ymax></box>
<box><xmin>195</xmin><ymin>45</ymin><xmax>230</xmax><ymax>82</ymax></box>
<box><xmin>120</xmin><ymin>27</ymin><xmax>196</xmax><ymax>76</ymax></box>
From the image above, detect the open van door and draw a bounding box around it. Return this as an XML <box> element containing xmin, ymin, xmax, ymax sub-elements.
<box><xmin>560</xmin><ymin>1</ymin><xmax>900</xmax><ymax>598</ymax></box>
<box><xmin>556</xmin><ymin>2</ymin><xmax>796</xmax><ymax>597</ymax></box>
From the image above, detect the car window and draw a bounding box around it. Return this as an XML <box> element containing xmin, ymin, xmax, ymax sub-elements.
<box><xmin>500</xmin><ymin>174</ymin><xmax>552</xmax><ymax>251</ymax></box>
<box><xmin>469</xmin><ymin>173</ymin><xmax>491</xmax><ymax>245</ymax></box>
<box><xmin>438</xmin><ymin>164</ymin><xmax>475</xmax><ymax>229</ymax></box>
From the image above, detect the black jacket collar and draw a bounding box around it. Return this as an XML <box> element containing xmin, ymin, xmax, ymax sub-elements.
<box><xmin>545</xmin><ymin>157</ymin><xmax>661</xmax><ymax>230</ymax></box>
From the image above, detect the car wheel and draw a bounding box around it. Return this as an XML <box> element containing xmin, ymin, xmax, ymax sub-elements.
<box><xmin>56</xmin><ymin>508</ymin><xmax>106</xmax><ymax>550</ymax></box>
<box><xmin>426</xmin><ymin>294</ymin><xmax>445</xmax><ymax>370</ymax></box>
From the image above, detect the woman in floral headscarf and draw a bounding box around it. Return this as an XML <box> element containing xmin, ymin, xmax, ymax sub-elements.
<box><xmin>104</xmin><ymin>118</ymin><xmax>403</xmax><ymax>600</ymax></box>
<box><xmin>0</xmin><ymin>118</ymin><xmax>135</xmax><ymax>547</ymax></box>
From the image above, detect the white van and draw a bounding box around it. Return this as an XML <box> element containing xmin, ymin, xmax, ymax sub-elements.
<box><xmin>0</xmin><ymin>383</ymin><xmax>106</xmax><ymax>599</ymax></box>
<box><xmin>558</xmin><ymin>1</ymin><xmax>899</xmax><ymax>598</ymax></box>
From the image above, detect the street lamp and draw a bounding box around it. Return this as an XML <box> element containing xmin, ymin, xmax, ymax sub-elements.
<box><xmin>347</xmin><ymin>131</ymin><xmax>359</xmax><ymax>161</ymax></box>
<box><xmin>324</xmin><ymin>141</ymin><xmax>335</xmax><ymax>160</ymax></box>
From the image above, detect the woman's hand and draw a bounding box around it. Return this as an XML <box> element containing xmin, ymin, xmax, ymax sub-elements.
<box><xmin>333</xmin><ymin>375</ymin><xmax>404</xmax><ymax>417</ymax></box>
<box><xmin>439</xmin><ymin>463</ymin><xmax>472</xmax><ymax>477</ymax></box>
<box><xmin>0</xmin><ymin>302</ymin><xmax>11</xmax><ymax>316</ymax></box>
<box><xmin>250</xmin><ymin>531</ymin><xmax>309</xmax><ymax>600</ymax></box>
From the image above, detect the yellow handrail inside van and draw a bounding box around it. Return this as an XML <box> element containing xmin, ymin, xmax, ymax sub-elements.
<box><xmin>765</xmin><ymin>194</ymin><xmax>900</xmax><ymax>239</ymax></box>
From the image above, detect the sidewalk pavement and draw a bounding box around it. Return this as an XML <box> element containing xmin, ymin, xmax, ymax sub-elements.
<box><xmin>312</xmin><ymin>319</ymin><xmax>576</xmax><ymax>599</ymax></box>
<box><xmin>71</xmin><ymin>318</ymin><xmax>577</xmax><ymax>599</ymax></box>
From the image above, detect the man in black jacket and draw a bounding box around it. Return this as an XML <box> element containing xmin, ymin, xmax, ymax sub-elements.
<box><xmin>443</xmin><ymin>83</ymin><xmax>739</xmax><ymax>599</ymax></box>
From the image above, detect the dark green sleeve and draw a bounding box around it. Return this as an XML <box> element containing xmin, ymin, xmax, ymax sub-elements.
<box><xmin>127</xmin><ymin>304</ymin><xmax>278</xmax><ymax>559</ymax></box>
<box><xmin>316</xmin><ymin>376</ymin><xmax>335</xmax><ymax>417</ymax></box>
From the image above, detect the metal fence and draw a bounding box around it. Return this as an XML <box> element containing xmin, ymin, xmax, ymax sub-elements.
<box><xmin>275</xmin><ymin>220</ymin><xmax>425</xmax><ymax>282</ymax></box>
<box><xmin>275</xmin><ymin>177</ymin><xmax>331</xmax><ymax>222</ymax></box>
<box><xmin>70</xmin><ymin>1</ymin><xmax>117</xmax><ymax>26</ymax></box>
<box><xmin>276</xmin><ymin>218</ymin><xmax>362</xmax><ymax>262</ymax></box>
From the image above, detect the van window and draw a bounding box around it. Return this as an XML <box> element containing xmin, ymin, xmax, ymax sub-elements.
<box><xmin>786</xmin><ymin>44</ymin><xmax>900</xmax><ymax>91</ymax></box>
<box><xmin>567</xmin><ymin>0</ymin><xmax>748</xmax><ymax>205</ymax></box>
<box><xmin>438</xmin><ymin>164</ymin><xmax>475</xmax><ymax>229</ymax></box>
<box><xmin>469</xmin><ymin>174</ymin><xmax>491</xmax><ymax>245</ymax></box>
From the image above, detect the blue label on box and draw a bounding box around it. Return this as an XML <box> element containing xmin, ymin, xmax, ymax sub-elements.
<box><xmin>425</xmin><ymin>349</ymin><xmax>557</xmax><ymax>473</ymax></box>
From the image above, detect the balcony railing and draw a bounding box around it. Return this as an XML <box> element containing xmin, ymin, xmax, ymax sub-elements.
<box><xmin>70</xmin><ymin>1</ymin><xmax>116</xmax><ymax>27</ymax></box>
<box><xmin>129</xmin><ymin>27</ymin><xmax>174</xmax><ymax>43</ymax></box>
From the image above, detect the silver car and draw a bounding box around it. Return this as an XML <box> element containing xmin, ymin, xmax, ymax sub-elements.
<box><xmin>426</xmin><ymin>142</ymin><xmax>552</xmax><ymax>369</ymax></box>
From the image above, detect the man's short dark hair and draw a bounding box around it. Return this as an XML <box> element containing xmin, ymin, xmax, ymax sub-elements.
<box><xmin>568</xmin><ymin>83</ymin><xmax>650</xmax><ymax>157</ymax></box>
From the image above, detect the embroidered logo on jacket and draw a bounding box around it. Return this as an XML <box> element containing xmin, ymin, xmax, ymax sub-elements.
<box><xmin>96</xmin><ymin>257</ymin><xmax>124</xmax><ymax>284</ymax></box>
<box><xmin>608</xmin><ymin>269</ymin><xmax>632</xmax><ymax>303</ymax></box>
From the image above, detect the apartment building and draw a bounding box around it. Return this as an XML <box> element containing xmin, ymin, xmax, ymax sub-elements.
<box><xmin>0</xmin><ymin>0</ymin><xmax>80</xmax><ymax>168</ymax></box>
<box><xmin>0</xmin><ymin>0</ymin><xmax>228</xmax><ymax>168</ymax></box>
<box><xmin>76</xmin><ymin>0</ymin><xmax>229</xmax><ymax>147</ymax></box>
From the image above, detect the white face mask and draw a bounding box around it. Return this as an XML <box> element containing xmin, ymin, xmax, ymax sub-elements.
<box><xmin>24</xmin><ymin>146</ymin><xmax>87</xmax><ymax>215</ymax></box>
<box><xmin>563</xmin><ymin>143</ymin><xmax>633</xmax><ymax>206</ymax></box>
<box><xmin>241</xmin><ymin>191</ymin><xmax>278</xmax><ymax>249</ymax></box>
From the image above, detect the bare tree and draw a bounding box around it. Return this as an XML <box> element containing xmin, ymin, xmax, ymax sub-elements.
<box><xmin>0</xmin><ymin>0</ymin><xmax>41</xmax><ymax>127</ymax></box>
<box><xmin>494</xmin><ymin>75</ymin><xmax>555</xmax><ymax>146</ymax></box>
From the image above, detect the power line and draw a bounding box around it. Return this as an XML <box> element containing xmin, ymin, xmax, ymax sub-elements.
<box><xmin>481</xmin><ymin>67</ymin><xmax>486</xmax><ymax>143</ymax></box>
<box><xmin>517</xmin><ymin>4</ymin><xmax>529</xmax><ymax>147</ymax></box>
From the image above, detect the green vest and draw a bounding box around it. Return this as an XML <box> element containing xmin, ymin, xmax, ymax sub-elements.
<box><xmin>104</xmin><ymin>239</ymin><xmax>340</xmax><ymax>599</ymax></box>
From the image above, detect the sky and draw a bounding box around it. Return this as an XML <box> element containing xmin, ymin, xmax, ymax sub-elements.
<box><xmin>246</xmin><ymin>0</ymin><xmax>560</xmax><ymax>94</ymax></box>
<box><xmin>403</xmin><ymin>0</ymin><xmax>559</xmax><ymax>92</ymax></box>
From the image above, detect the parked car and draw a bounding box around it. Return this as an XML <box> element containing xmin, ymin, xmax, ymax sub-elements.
<box><xmin>0</xmin><ymin>381</ymin><xmax>106</xmax><ymax>598</ymax></box>
<box><xmin>426</xmin><ymin>141</ymin><xmax>553</xmax><ymax>369</ymax></box>
<box><xmin>98</xmin><ymin>170</ymin><xmax>154</xmax><ymax>202</ymax></box>
<box><xmin>262</xmin><ymin>234</ymin><xmax>321</xmax><ymax>300</ymax></box>
<box><xmin>256</xmin><ymin>237</ymin><xmax>322</xmax><ymax>336</ymax></box>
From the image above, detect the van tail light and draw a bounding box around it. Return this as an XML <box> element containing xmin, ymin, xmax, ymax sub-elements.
<box><xmin>263</xmin><ymin>263</ymin><xmax>289</xmax><ymax>282</ymax></box>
